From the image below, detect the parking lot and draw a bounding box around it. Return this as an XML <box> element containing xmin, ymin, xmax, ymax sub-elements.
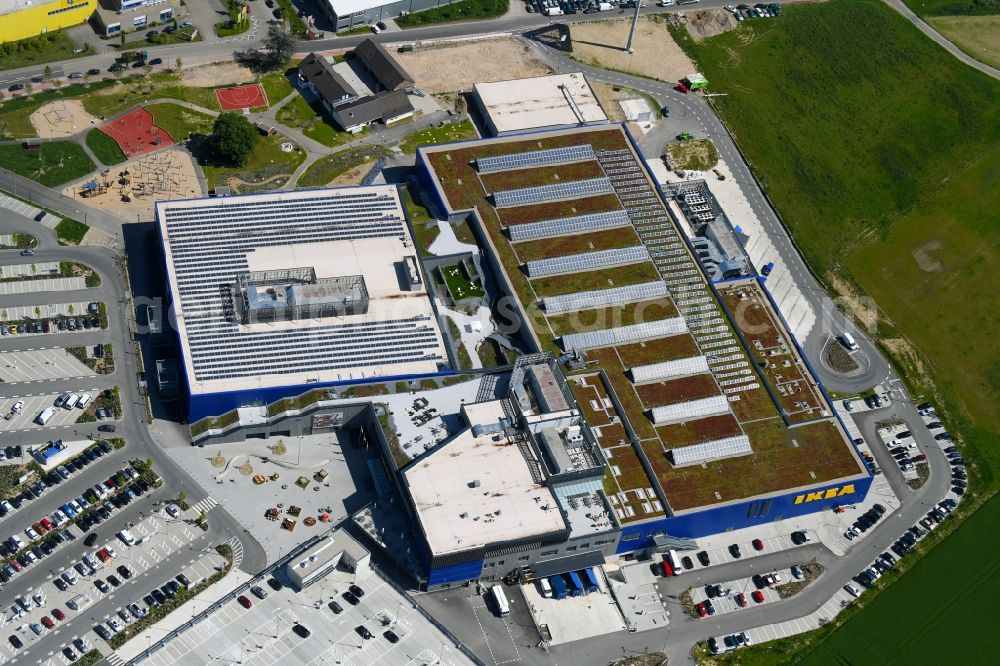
<box><xmin>1</xmin><ymin>301</ymin><xmax>91</xmax><ymax>322</ymax></box>
<box><xmin>0</xmin><ymin>261</ymin><xmax>59</xmax><ymax>278</ymax></box>
<box><xmin>1</xmin><ymin>502</ymin><xmax>212</xmax><ymax>666</ymax></box>
<box><xmin>127</xmin><ymin>566</ymin><xmax>476</xmax><ymax>666</ymax></box>
<box><xmin>0</xmin><ymin>389</ymin><xmax>108</xmax><ymax>434</ymax></box>
<box><xmin>688</xmin><ymin>569</ymin><xmax>787</xmax><ymax>617</ymax></box>
<box><xmin>0</xmin><ymin>348</ymin><xmax>94</xmax><ymax>384</ymax></box>
<box><xmin>0</xmin><ymin>277</ymin><xmax>87</xmax><ymax>296</ymax></box>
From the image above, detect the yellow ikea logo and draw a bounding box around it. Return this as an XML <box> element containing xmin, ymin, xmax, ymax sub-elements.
<box><xmin>794</xmin><ymin>484</ymin><xmax>855</xmax><ymax>505</ymax></box>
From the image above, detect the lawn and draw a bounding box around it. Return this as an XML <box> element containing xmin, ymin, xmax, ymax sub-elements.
<box><xmin>296</xmin><ymin>146</ymin><xmax>391</xmax><ymax>189</ymax></box>
<box><xmin>0</xmin><ymin>142</ymin><xmax>94</xmax><ymax>187</ymax></box>
<box><xmin>545</xmin><ymin>297</ymin><xmax>677</xmax><ymax>338</ymax></box>
<box><xmin>796</xmin><ymin>493</ymin><xmax>1000</xmax><ymax>666</ymax></box>
<box><xmin>276</xmin><ymin>95</ymin><xmax>316</xmax><ymax>128</ymax></box>
<box><xmin>530</xmin><ymin>260</ymin><xmax>662</xmax><ymax>298</ymax></box>
<box><xmin>402</xmin><ymin>186</ymin><xmax>440</xmax><ymax>253</ymax></box>
<box><xmin>81</xmin><ymin>73</ymin><xmax>221</xmax><ymax>119</ymax></box>
<box><xmin>0</xmin><ymin>31</ymin><xmax>91</xmax><ymax>71</ymax></box>
<box><xmin>399</xmin><ymin>119</ymin><xmax>478</xmax><ymax>154</ymax></box>
<box><xmin>204</xmin><ymin>135</ymin><xmax>307</xmax><ymax>192</ymax></box>
<box><xmin>85</xmin><ymin>129</ymin><xmax>126</xmax><ymax>166</ymax></box>
<box><xmin>512</xmin><ymin>227</ymin><xmax>642</xmax><ymax>262</ymax></box>
<box><xmin>396</xmin><ymin>0</ymin><xmax>508</xmax><ymax>27</ymax></box>
<box><xmin>680</xmin><ymin>0</ymin><xmax>1000</xmax><ymax>477</ymax></box>
<box><xmin>928</xmin><ymin>14</ymin><xmax>1000</xmax><ymax>69</ymax></box>
<box><xmin>260</xmin><ymin>68</ymin><xmax>296</xmax><ymax>108</ymax></box>
<box><xmin>303</xmin><ymin>117</ymin><xmax>366</xmax><ymax>148</ymax></box>
<box><xmin>146</xmin><ymin>103</ymin><xmax>215</xmax><ymax>142</ymax></box>
<box><xmin>56</xmin><ymin>219</ymin><xmax>90</xmax><ymax>245</ymax></box>
<box><xmin>440</xmin><ymin>262</ymin><xmax>485</xmax><ymax>300</ymax></box>
<box><xmin>499</xmin><ymin>193</ymin><xmax>622</xmax><ymax>226</ymax></box>
<box><xmin>0</xmin><ymin>80</ymin><xmax>117</xmax><ymax>139</ymax></box>
<box><xmin>903</xmin><ymin>0</ymin><xmax>1000</xmax><ymax>15</ymax></box>
<box><xmin>479</xmin><ymin>160</ymin><xmax>607</xmax><ymax>192</ymax></box>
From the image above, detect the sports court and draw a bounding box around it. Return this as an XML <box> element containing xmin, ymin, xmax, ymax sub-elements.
<box><xmin>98</xmin><ymin>108</ymin><xmax>174</xmax><ymax>159</ymax></box>
<box><xmin>215</xmin><ymin>83</ymin><xmax>268</xmax><ymax>111</ymax></box>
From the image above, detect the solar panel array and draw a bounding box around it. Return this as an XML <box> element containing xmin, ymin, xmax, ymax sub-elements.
<box><xmin>159</xmin><ymin>189</ymin><xmax>445</xmax><ymax>386</ymax></box>
<box><xmin>508</xmin><ymin>209</ymin><xmax>631</xmax><ymax>242</ymax></box>
<box><xmin>493</xmin><ymin>178</ymin><xmax>613</xmax><ymax>208</ymax></box>
<box><xmin>526</xmin><ymin>246</ymin><xmax>649</xmax><ymax>277</ymax></box>
<box><xmin>631</xmin><ymin>356</ymin><xmax>711</xmax><ymax>384</ymax></box>
<box><xmin>670</xmin><ymin>435</ymin><xmax>753</xmax><ymax>467</ymax></box>
<box><xmin>543</xmin><ymin>281</ymin><xmax>667</xmax><ymax>315</ymax></box>
<box><xmin>650</xmin><ymin>395</ymin><xmax>731</xmax><ymax>425</ymax></box>
<box><xmin>477</xmin><ymin>145</ymin><xmax>595</xmax><ymax>173</ymax></box>
<box><xmin>561</xmin><ymin>318</ymin><xmax>687</xmax><ymax>350</ymax></box>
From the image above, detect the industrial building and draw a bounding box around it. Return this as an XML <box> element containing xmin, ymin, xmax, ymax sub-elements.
<box><xmin>92</xmin><ymin>0</ymin><xmax>182</xmax><ymax>37</ymax></box>
<box><xmin>0</xmin><ymin>0</ymin><xmax>96</xmax><ymax>44</ymax></box>
<box><xmin>284</xmin><ymin>530</ymin><xmax>370</xmax><ymax>590</ymax></box>
<box><xmin>319</xmin><ymin>0</ymin><xmax>462</xmax><ymax>32</ymax></box>
<box><xmin>156</xmin><ymin>187</ymin><xmax>448</xmax><ymax>423</ymax></box>
<box><xmin>472</xmin><ymin>73</ymin><xmax>609</xmax><ymax>136</ymax></box>
<box><xmin>389</xmin><ymin>124</ymin><xmax>873</xmax><ymax>586</ymax></box>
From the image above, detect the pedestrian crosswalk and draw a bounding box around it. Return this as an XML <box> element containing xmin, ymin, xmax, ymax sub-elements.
<box><xmin>228</xmin><ymin>536</ymin><xmax>244</xmax><ymax>570</ymax></box>
<box><xmin>106</xmin><ymin>651</ymin><xmax>125</xmax><ymax>666</ymax></box>
<box><xmin>191</xmin><ymin>496</ymin><xmax>218</xmax><ymax>514</ymax></box>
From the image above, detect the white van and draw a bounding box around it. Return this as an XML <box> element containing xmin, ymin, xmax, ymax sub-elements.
<box><xmin>67</xmin><ymin>593</ymin><xmax>92</xmax><ymax>611</ymax></box>
<box><xmin>117</xmin><ymin>529</ymin><xmax>138</xmax><ymax>546</ymax></box>
<box><xmin>63</xmin><ymin>394</ymin><xmax>80</xmax><ymax>410</ymax></box>
<box><xmin>544</xmin><ymin>6</ymin><xmax>564</xmax><ymax>15</ymax></box>
<box><xmin>539</xmin><ymin>578</ymin><xmax>553</xmax><ymax>598</ymax></box>
<box><xmin>840</xmin><ymin>332</ymin><xmax>859</xmax><ymax>351</ymax></box>
<box><xmin>36</xmin><ymin>407</ymin><xmax>56</xmax><ymax>425</ymax></box>
<box><xmin>78</xmin><ymin>393</ymin><xmax>93</xmax><ymax>409</ymax></box>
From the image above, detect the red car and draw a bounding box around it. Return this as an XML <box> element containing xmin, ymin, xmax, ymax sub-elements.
<box><xmin>97</xmin><ymin>549</ymin><xmax>112</xmax><ymax>563</ymax></box>
<box><xmin>752</xmin><ymin>590</ymin><xmax>765</xmax><ymax>604</ymax></box>
<box><xmin>52</xmin><ymin>608</ymin><xmax>65</xmax><ymax>621</ymax></box>
<box><xmin>695</xmin><ymin>601</ymin><xmax>708</xmax><ymax>617</ymax></box>
<box><xmin>735</xmin><ymin>593</ymin><xmax>748</xmax><ymax>607</ymax></box>
<box><xmin>237</xmin><ymin>595</ymin><xmax>252</xmax><ymax>609</ymax></box>
<box><xmin>41</xmin><ymin>616</ymin><xmax>55</xmax><ymax>629</ymax></box>
<box><xmin>752</xmin><ymin>538</ymin><xmax>765</xmax><ymax>551</ymax></box>
<box><xmin>40</xmin><ymin>518</ymin><xmax>55</xmax><ymax>531</ymax></box>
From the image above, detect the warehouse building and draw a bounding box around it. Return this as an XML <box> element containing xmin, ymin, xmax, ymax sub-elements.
<box><xmin>472</xmin><ymin>73</ymin><xmax>609</xmax><ymax>136</ymax></box>
<box><xmin>0</xmin><ymin>0</ymin><xmax>96</xmax><ymax>44</ymax></box>
<box><xmin>92</xmin><ymin>0</ymin><xmax>184</xmax><ymax>37</ymax></box>
<box><xmin>156</xmin><ymin>187</ymin><xmax>448</xmax><ymax>423</ymax></box>
<box><xmin>319</xmin><ymin>0</ymin><xmax>463</xmax><ymax>32</ymax></box>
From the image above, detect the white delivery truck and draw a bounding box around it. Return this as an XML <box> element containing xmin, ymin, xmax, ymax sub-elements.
<box><xmin>599</xmin><ymin>2</ymin><xmax>613</xmax><ymax>10</ymax></box>
<box><xmin>840</xmin><ymin>332</ymin><xmax>859</xmax><ymax>351</ymax></box>
<box><xmin>490</xmin><ymin>585</ymin><xmax>510</xmax><ymax>617</ymax></box>
<box><xmin>545</xmin><ymin>6</ymin><xmax>564</xmax><ymax>15</ymax></box>
<box><xmin>667</xmin><ymin>549</ymin><xmax>683</xmax><ymax>574</ymax></box>
<box><xmin>36</xmin><ymin>407</ymin><xmax>56</xmax><ymax>425</ymax></box>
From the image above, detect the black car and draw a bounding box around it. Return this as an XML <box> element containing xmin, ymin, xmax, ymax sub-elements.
<box><xmin>729</xmin><ymin>544</ymin><xmax>742</xmax><ymax>558</ymax></box>
<box><xmin>951</xmin><ymin>458</ymin><xmax>966</xmax><ymax>466</ymax></box>
<box><xmin>95</xmin><ymin>579</ymin><xmax>110</xmax><ymax>593</ymax></box>
<box><xmin>162</xmin><ymin>583</ymin><xmax>177</xmax><ymax>599</ymax></box>
<box><xmin>40</xmin><ymin>541</ymin><xmax>53</xmax><ymax>556</ymax></box>
<box><xmin>791</xmin><ymin>530</ymin><xmax>809</xmax><ymax>544</ymax></box>
<box><xmin>267</xmin><ymin>578</ymin><xmax>283</xmax><ymax>591</ymax></box>
<box><xmin>99</xmin><ymin>441</ymin><xmax>112</xmax><ymax>454</ymax></box>
<box><xmin>935</xmin><ymin>432</ymin><xmax>952</xmax><ymax>441</ymax></box>
<box><xmin>151</xmin><ymin>589</ymin><xmax>167</xmax><ymax>605</ymax></box>
<box><xmin>349</xmin><ymin>584</ymin><xmax>365</xmax><ymax>598</ymax></box>
<box><xmin>292</xmin><ymin>623</ymin><xmax>311</xmax><ymax>638</ymax></box>
<box><xmin>328</xmin><ymin>600</ymin><xmax>344</xmax><ymax>614</ymax></box>
<box><xmin>143</xmin><ymin>594</ymin><xmax>158</xmax><ymax>608</ymax></box>
<box><xmin>343</xmin><ymin>590</ymin><xmax>360</xmax><ymax>605</ymax></box>
<box><xmin>94</xmin><ymin>624</ymin><xmax>111</xmax><ymax>640</ymax></box>
<box><xmin>356</xmin><ymin>625</ymin><xmax>373</xmax><ymax>640</ymax></box>
<box><xmin>177</xmin><ymin>573</ymin><xmax>192</xmax><ymax>588</ymax></box>
<box><xmin>916</xmin><ymin>401</ymin><xmax>933</xmax><ymax>411</ymax></box>
<box><xmin>62</xmin><ymin>646</ymin><xmax>77</xmax><ymax>662</ymax></box>
<box><xmin>108</xmin><ymin>574</ymin><xmax>121</xmax><ymax>587</ymax></box>
<box><xmin>87</xmin><ymin>68</ymin><xmax>101</xmax><ymax>76</ymax></box>
<box><xmin>8</xmin><ymin>83</ymin><xmax>24</xmax><ymax>92</ymax></box>
<box><xmin>953</xmin><ymin>486</ymin><xmax>966</xmax><ymax>496</ymax></box>
<box><xmin>384</xmin><ymin>629</ymin><xmax>400</xmax><ymax>643</ymax></box>
<box><xmin>54</xmin><ymin>577</ymin><xmax>68</xmax><ymax>592</ymax></box>
<box><xmin>696</xmin><ymin>550</ymin><xmax>710</xmax><ymax>566</ymax></box>
<box><xmin>9</xmin><ymin>635</ymin><xmax>23</xmax><ymax>649</ymax></box>
<box><xmin>681</xmin><ymin>556</ymin><xmax>693</xmax><ymax>570</ymax></box>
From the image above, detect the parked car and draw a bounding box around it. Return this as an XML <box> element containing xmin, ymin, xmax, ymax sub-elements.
<box><xmin>696</xmin><ymin>550</ymin><xmax>711</xmax><ymax>566</ymax></box>
<box><xmin>237</xmin><ymin>595</ymin><xmax>252</xmax><ymax>609</ymax></box>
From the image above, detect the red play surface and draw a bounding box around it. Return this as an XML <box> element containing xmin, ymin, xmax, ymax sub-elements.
<box><xmin>216</xmin><ymin>84</ymin><xmax>268</xmax><ymax>111</ymax></box>
<box><xmin>98</xmin><ymin>108</ymin><xmax>173</xmax><ymax>159</ymax></box>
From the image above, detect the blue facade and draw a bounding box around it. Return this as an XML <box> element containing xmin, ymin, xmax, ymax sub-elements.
<box><xmin>615</xmin><ymin>475</ymin><xmax>873</xmax><ymax>554</ymax></box>
<box><xmin>427</xmin><ymin>559</ymin><xmax>484</xmax><ymax>587</ymax></box>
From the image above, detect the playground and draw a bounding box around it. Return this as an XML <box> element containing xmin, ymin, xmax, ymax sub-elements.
<box><xmin>63</xmin><ymin>148</ymin><xmax>202</xmax><ymax>220</ymax></box>
<box><xmin>215</xmin><ymin>83</ymin><xmax>268</xmax><ymax>111</ymax></box>
<box><xmin>98</xmin><ymin>108</ymin><xmax>174</xmax><ymax>159</ymax></box>
<box><xmin>29</xmin><ymin>100</ymin><xmax>98</xmax><ymax>139</ymax></box>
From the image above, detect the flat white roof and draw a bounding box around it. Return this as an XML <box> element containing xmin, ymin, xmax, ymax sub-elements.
<box><xmin>325</xmin><ymin>0</ymin><xmax>394</xmax><ymax>16</ymax></box>
<box><xmin>156</xmin><ymin>187</ymin><xmax>446</xmax><ymax>396</ymax></box>
<box><xmin>474</xmin><ymin>73</ymin><xmax>608</xmax><ymax>135</ymax></box>
<box><xmin>404</xmin><ymin>400</ymin><xmax>567</xmax><ymax>556</ymax></box>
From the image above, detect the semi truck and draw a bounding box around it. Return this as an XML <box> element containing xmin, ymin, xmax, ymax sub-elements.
<box><xmin>566</xmin><ymin>571</ymin><xmax>584</xmax><ymax>597</ymax></box>
<box><xmin>549</xmin><ymin>574</ymin><xmax>568</xmax><ymax>599</ymax></box>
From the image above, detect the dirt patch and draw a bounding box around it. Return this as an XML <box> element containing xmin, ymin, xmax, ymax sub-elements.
<box><xmin>325</xmin><ymin>159</ymin><xmax>378</xmax><ymax>187</ymax></box>
<box><xmin>823</xmin><ymin>338</ymin><xmax>859</xmax><ymax>373</ymax></box>
<box><xmin>183</xmin><ymin>61</ymin><xmax>256</xmax><ymax>88</ymax></box>
<box><xmin>570</xmin><ymin>16</ymin><xmax>695</xmax><ymax>83</ymax></box>
<box><xmin>907</xmin><ymin>462</ymin><xmax>930</xmax><ymax>490</ymax></box>
<box><xmin>828</xmin><ymin>274</ymin><xmax>878</xmax><ymax>331</ymax></box>
<box><xmin>912</xmin><ymin>240</ymin><xmax>944</xmax><ymax>273</ymax></box>
<box><xmin>882</xmin><ymin>337</ymin><xmax>932</xmax><ymax>386</ymax></box>
<box><xmin>396</xmin><ymin>37</ymin><xmax>552</xmax><ymax>94</ymax></box>
<box><xmin>226</xmin><ymin>173</ymin><xmax>290</xmax><ymax>194</ymax></box>
<box><xmin>666</xmin><ymin>138</ymin><xmax>719</xmax><ymax>171</ymax></box>
<box><xmin>685</xmin><ymin>8</ymin><xmax>739</xmax><ymax>41</ymax></box>
<box><xmin>63</xmin><ymin>148</ymin><xmax>203</xmax><ymax>221</ymax></box>
<box><xmin>611</xmin><ymin>653</ymin><xmax>668</xmax><ymax>666</ymax></box>
<box><xmin>30</xmin><ymin>100</ymin><xmax>98</xmax><ymax>138</ymax></box>
<box><xmin>775</xmin><ymin>561</ymin><xmax>825</xmax><ymax>599</ymax></box>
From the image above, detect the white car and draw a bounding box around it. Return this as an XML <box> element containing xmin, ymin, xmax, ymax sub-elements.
<box><xmin>107</xmin><ymin>617</ymin><xmax>123</xmax><ymax>633</ymax></box>
<box><xmin>24</xmin><ymin>526</ymin><xmax>40</xmax><ymax>541</ymax></box>
<box><xmin>12</xmin><ymin>400</ymin><xmax>23</xmax><ymax>413</ymax></box>
<box><xmin>165</xmin><ymin>504</ymin><xmax>181</xmax><ymax>518</ymax></box>
<box><xmin>657</xmin><ymin>0</ymin><xmax>674</xmax><ymax>5</ymax></box>
<box><xmin>844</xmin><ymin>584</ymin><xmax>860</xmax><ymax>598</ymax></box>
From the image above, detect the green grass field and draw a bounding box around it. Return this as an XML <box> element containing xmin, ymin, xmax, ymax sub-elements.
<box><xmin>399</xmin><ymin>120</ymin><xmax>477</xmax><ymax>154</ymax></box>
<box><xmin>681</xmin><ymin>0</ymin><xmax>1000</xmax><ymax>474</ymax></box>
<box><xmin>204</xmin><ymin>135</ymin><xmax>306</xmax><ymax>192</ymax></box>
<box><xmin>85</xmin><ymin>129</ymin><xmax>126</xmax><ymax>166</ymax></box>
<box><xmin>146</xmin><ymin>103</ymin><xmax>215</xmax><ymax>142</ymax></box>
<box><xmin>0</xmin><ymin>142</ymin><xmax>95</xmax><ymax>187</ymax></box>
<box><xmin>55</xmin><ymin>219</ymin><xmax>89</xmax><ymax>245</ymax></box>
<box><xmin>904</xmin><ymin>0</ymin><xmax>1000</xmax><ymax>15</ymax></box>
<box><xmin>396</xmin><ymin>0</ymin><xmax>508</xmax><ymax>27</ymax></box>
<box><xmin>928</xmin><ymin>14</ymin><xmax>1000</xmax><ymax>69</ymax></box>
<box><xmin>259</xmin><ymin>69</ymin><xmax>296</xmax><ymax>108</ymax></box>
<box><xmin>441</xmin><ymin>263</ymin><xmax>485</xmax><ymax>300</ymax></box>
<box><xmin>799</xmin><ymin>495</ymin><xmax>1000</xmax><ymax>665</ymax></box>
<box><xmin>296</xmin><ymin>146</ymin><xmax>390</xmax><ymax>189</ymax></box>
<box><xmin>677</xmin><ymin>1</ymin><xmax>1000</xmax><ymax>660</ymax></box>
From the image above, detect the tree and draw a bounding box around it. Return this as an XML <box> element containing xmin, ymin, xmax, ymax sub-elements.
<box><xmin>175</xmin><ymin>57</ymin><xmax>182</xmax><ymax>72</ymax></box>
<box><xmin>178</xmin><ymin>489</ymin><xmax>187</xmax><ymax>504</ymax></box>
<box><xmin>43</xmin><ymin>65</ymin><xmax>52</xmax><ymax>79</ymax></box>
<box><xmin>208</xmin><ymin>112</ymin><xmax>258</xmax><ymax>167</ymax></box>
<box><xmin>262</xmin><ymin>25</ymin><xmax>293</xmax><ymax>70</ymax></box>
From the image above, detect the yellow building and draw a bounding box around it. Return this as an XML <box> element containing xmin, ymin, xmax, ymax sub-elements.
<box><xmin>0</xmin><ymin>0</ymin><xmax>97</xmax><ymax>44</ymax></box>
